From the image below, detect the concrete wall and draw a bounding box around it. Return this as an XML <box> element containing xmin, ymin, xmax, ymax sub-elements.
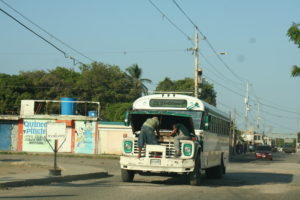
<box><xmin>74</xmin><ymin>121</ymin><xmax>98</xmax><ymax>154</ymax></box>
<box><xmin>1</xmin><ymin>116</ymin><xmax>133</xmax><ymax>155</ymax></box>
<box><xmin>98</xmin><ymin>123</ymin><xmax>133</xmax><ymax>155</ymax></box>
<box><xmin>10</xmin><ymin>124</ymin><xmax>19</xmax><ymax>151</ymax></box>
<box><xmin>0</xmin><ymin>118</ymin><xmax>19</xmax><ymax>151</ymax></box>
<box><xmin>19</xmin><ymin>117</ymin><xmax>98</xmax><ymax>154</ymax></box>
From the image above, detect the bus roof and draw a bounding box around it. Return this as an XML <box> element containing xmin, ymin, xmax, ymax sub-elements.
<box><xmin>133</xmin><ymin>94</ymin><xmax>230</xmax><ymax>120</ymax></box>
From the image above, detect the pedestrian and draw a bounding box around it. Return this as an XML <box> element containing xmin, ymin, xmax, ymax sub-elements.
<box><xmin>168</xmin><ymin>123</ymin><xmax>192</xmax><ymax>157</ymax></box>
<box><xmin>243</xmin><ymin>143</ymin><xmax>247</xmax><ymax>154</ymax></box>
<box><xmin>137</xmin><ymin>116</ymin><xmax>160</xmax><ymax>158</ymax></box>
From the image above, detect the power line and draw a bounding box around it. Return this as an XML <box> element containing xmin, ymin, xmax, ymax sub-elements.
<box><xmin>172</xmin><ymin>0</ymin><xmax>246</xmax><ymax>83</ymax></box>
<box><xmin>0</xmin><ymin>7</ymin><xmax>86</xmax><ymax>66</ymax></box>
<box><xmin>0</xmin><ymin>49</ymin><xmax>187</xmax><ymax>55</ymax></box>
<box><xmin>98</xmin><ymin>49</ymin><xmax>187</xmax><ymax>54</ymax></box>
<box><xmin>148</xmin><ymin>0</ymin><xmax>193</xmax><ymax>44</ymax></box>
<box><xmin>0</xmin><ymin>0</ymin><xmax>95</xmax><ymax>62</ymax></box>
<box><xmin>200</xmin><ymin>52</ymin><xmax>244</xmax><ymax>90</ymax></box>
<box><xmin>0</xmin><ymin>84</ymin><xmax>139</xmax><ymax>91</ymax></box>
<box><xmin>206</xmin><ymin>74</ymin><xmax>300</xmax><ymax>118</ymax></box>
<box><xmin>204</xmin><ymin>75</ymin><xmax>244</xmax><ymax>98</ymax></box>
<box><xmin>259</xmin><ymin>108</ymin><xmax>299</xmax><ymax>120</ymax></box>
<box><xmin>172</xmin><ymin>0</ymin><xmax>199</xmax><ymax>31</ymax></box>
<box><xmin>250</xmin><ymin>85</ymin><xmax>299</xmax><ymax>113</ymax></box>
<box><xmin>259</xmin><ymin>101</ymin><xmax>300</xmax><ymax>115</ymax></box>
<box><xmin>204</xmin><ymin>39</ymin><xmax>246</xmax><ymax>83</ymax></box>
<box><xmin>261</xmin><ymin>116</ymin><xmax>297</xmax><ymax>132</ymax></box>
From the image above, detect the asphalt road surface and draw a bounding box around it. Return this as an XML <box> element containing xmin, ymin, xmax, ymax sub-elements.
<box><xmin>1</xmin><ymin>152</ymin><xmax>300</xmax><ymax>200</ymax></box>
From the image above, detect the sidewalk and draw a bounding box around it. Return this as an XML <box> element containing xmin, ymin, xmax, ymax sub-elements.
<box><xmin>0</xmin><ymin>153</ymin><xmax>111</xmax><ymax>188</ymax></box>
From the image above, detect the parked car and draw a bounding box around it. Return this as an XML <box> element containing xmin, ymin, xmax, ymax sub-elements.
<box><xmin>255</xmin><ymin>145</ymin><xmax>273</xmax><ymax>160</ymax></box>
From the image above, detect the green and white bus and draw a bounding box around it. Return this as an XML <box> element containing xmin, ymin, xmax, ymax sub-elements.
<box><xmin>120</xmin><ymin>93</ymin><xmax>231</xmax><ymax>185</ymax></box>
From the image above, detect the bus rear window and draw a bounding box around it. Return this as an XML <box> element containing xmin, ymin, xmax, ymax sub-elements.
<box><xmin>149</xmin><ymin>99</ymin><xmax>187</xmax><ymax>108</ymax></box>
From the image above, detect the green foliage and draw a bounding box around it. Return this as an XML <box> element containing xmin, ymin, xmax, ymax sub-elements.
<box><xmin>103</xmin><ymin>102</ymin><xmax>132</xmax><ymax>121</ymax></box>
<box><xmin>126</xmin><ymin>64</ymin><xmax>152</xmax><ymax>98</ymax></box>
<box><xmin>287</xmin><ymin>23</ymin><xmax>300</xmax><ymax>77</ymax></box>
<box><xmin>287</xmin><ymin>23</ymin><xmax>300</xmax><ymax>48</ymax></box>
<box><xmin>77</xmin><ymin>62</ymin><xmax>134</xmax><ymax>104</ymax></box>
<box><xmin>155</xmin><ymin>77</ymin><xmax>217</xmax><ymax>105</ymax></box>
<box><xmin>291</xmin><ymin>65</ymin><xmax>300</xmax><ymax>77</ymax></box>
<box><xmin>0</xmin><ymin>63</ymin><xmax>138</xmax><ymax>119</ymax></box>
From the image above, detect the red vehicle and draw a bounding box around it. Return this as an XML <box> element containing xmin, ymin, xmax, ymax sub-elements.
<box><xmin>255</xmin><ymin>145</ymin><xmax>273</xmax><ymax>160</ymax></box>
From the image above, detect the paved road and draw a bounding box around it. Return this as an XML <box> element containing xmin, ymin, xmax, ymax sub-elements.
<box><xmin>0</xmin><ymin>152</ymin><xmax>299</xmax><ymax>200</ymax></box>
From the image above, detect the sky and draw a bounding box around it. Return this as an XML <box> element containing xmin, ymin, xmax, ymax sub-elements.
<box><xmin>0</xmin><ymin>0</ymin><xmax>299</xmax><ymax>135</ymax></box>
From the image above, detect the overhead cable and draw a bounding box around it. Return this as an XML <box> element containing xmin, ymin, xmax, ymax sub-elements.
<box><xmin>203</xmin><ymin>75</ymin><xmax>244</xmax><ymax>98</ymax></box>
<box><xmin>172</xmin><ymin>0</ymin><xmax>246</xmax><ymax>83</ymax></box>
<box><xmin>0</xmin><ymin>7</ymin><xmax>86</xmax><ymax>66</ymax></box>
<box><xmin>148</xmin><ymin>0</ymin><xmax>193</xmax><ymax>44</ymax></box>
<box><xmin>200</xmin><ymin>52</ymin><xmax>244</xmax><ymax>90</ymax></box>
<box><xmin>0</xmin><ymin>0</ymin><xmax>95</xmax><ymax>62</ymax></box>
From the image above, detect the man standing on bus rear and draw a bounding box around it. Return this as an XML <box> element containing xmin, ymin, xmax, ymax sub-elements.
<box><xmin>168</xmin><ymin>123</ymin><xmax>192</xmax><ymax>158</ymax></box>
<box><xmin>137</xmin><ymin>116</ymin><xmax>160</xmax><ymax>158</ymax></box>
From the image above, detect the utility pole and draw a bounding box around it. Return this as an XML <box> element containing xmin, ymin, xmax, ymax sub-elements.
<box><xmin>244</xmin><ymin>81</ymin><xmax>250</xmax><ymax>131</ymax></box>
<box><xmin>230</xmin><ymin>109</ymin><xmax>237</xmax><ymax>157</ymax></box>
<box><xmin>256</xmin><ymin>103</ymin><xmax>260</xmax><ymax>132</ymax></box>
<box><xmin>193</xmin><ymin>32</ymin><xmax>201</xmax><ymax>98</ymax></box>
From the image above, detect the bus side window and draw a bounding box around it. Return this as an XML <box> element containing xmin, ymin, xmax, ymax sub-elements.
<box><xmin>210</xmin><ymin>116</ymin><xmax>214</xmax><ymax>132</ymax></box>
<box><xmin>204</xmin><ymin>115</ymin><xmax>210</xmax><ymax>131</ymax></box>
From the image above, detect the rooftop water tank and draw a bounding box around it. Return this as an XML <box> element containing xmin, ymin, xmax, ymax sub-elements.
<box><xmin>61</xmin><ymin>97</ymin><xmax>76</xmax><ymax>115</ymax></box>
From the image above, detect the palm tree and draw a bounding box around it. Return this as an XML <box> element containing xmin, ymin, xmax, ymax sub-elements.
<box><xmin>126</xmin><ymin>64</ymin><xmax>152</xmax><ymax>96</ymax></box>
<box><xmin>291</xmin><ymin>65</ymin><xmax>300</xmax><ymax>77</ymax></box>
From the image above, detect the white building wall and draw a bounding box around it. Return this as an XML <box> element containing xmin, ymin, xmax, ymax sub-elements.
<box><xmin>98</xmin><ymin>124</ymin><xmax>133</xmax><ymax>155</ymax></box>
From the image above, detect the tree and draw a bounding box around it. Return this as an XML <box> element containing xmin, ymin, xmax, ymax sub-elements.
<box><xmin>126</xmin><ymin>64</ymin><xmax>152</xmax><ymax>98</ymax></box>
<box><xmin>103</xmin><ymin>102</ymin><xmax>132</xmax><ymax>121</ymax></box>
<box><xmin>155</xmin><ymin>77</ymin><xmax>175</xmax><ymax>91</ymax></box>
<box><xmin>0</xmin><ymin>63</ymin><xmax>137</xmax><ymax>117</ymax></box>
<box><xmin>77</xmin><ymin>62</ymin><xmax>135</xmax><ymax>104</ymax></box>
<box><xmin>155</xmin><ymin>77</ymin><xmax>217</xmax><ymax>105</ymax></box>
<box><xmin>287</xmin><ymin>23</ymin><xmax>300</xmax><ymax>77</ymax></box>
<box><xmin>291</xmin><ymin>65</ymin><xmax>300</xmax><ymax>77</ymax></box>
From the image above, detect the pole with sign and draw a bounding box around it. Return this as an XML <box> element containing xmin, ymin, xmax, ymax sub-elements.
<box><xmin>46</xmin><ymin>122</ymin><xmax>66</xmax><ymax>176</ymax></box>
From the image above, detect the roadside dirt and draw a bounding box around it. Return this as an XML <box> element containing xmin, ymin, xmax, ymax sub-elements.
<box><xmin>0</xmin><ymin>160</ymin><xmax>50</xmax><ymax>176</ymax></box>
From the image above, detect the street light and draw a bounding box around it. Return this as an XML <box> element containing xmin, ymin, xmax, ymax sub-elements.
<box><xmin>196</xmin><ymin>51</ymin><xmax>229</xmax><ymax>98</ymax></box>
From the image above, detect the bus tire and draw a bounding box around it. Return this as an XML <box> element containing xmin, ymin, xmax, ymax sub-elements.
<box><xmin>189</xmin><ymin>154</ymin><xmax>201</xmax><ymax>186</ymax></box>
<box><xmin>121</xmin><ymin>169</ymin><xmax>135</xmax><ymax>182</ymax></box>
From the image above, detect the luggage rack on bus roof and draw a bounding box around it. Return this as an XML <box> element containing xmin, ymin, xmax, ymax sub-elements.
<box><xmin>153</xmin><ymin>91</ymin><xmax>193</xmax><ymax>97</ymax></box>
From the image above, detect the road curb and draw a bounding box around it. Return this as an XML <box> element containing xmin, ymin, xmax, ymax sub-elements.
<box><xmin>0</xmin><ymin>171</ymin><xmax>109</xmax><ymax>188</ymax></box>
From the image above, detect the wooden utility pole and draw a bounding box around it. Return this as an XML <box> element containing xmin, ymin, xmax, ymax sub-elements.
<box><xmin>194</xmin><ymin>32</ymin><xmax>201</xmax><ymax>98</ymax></box>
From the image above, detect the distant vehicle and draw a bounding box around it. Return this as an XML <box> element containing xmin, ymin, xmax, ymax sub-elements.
<box><xmin>283</xmin><ymin>143</ymin><xmax>296</xmax><ymax>153</ymax></box>
<box><xmin>255</xmin><ymin>145</ymin><xmax>273</xmax><ymax>160</ymax></box>
<box><xmin>283</xmin><ymin>138</ymin><xmax>296</xmax><ymax>153</ymax></box>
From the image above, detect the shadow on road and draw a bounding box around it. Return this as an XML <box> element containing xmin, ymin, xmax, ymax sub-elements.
<box><xmin>134</xmin><ymin>172</ymin><xmax>293</xmax><ymax>187</ymax></box>
<box><xmin>204</xmin><ymin>172</ymin><xmax>293</xmax><ymax>187</ymax></box>
<box><xmin>0</xmin><ymin>159</ymin><xmax>24</xmax><ymax>162</ymax></box>
<box><xmin>36</xmin><ymin>171</ymin><xmax>293</xmax><ymax>189</ymax></box>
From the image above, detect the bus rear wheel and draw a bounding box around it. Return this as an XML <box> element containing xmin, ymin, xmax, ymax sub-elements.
<box><xmin>121</xmin><ymin>169</ymin><xmax>135</xmax><ymax>182</ymax></box>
